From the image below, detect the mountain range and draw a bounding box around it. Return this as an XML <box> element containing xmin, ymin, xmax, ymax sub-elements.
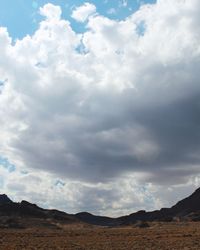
<box><xmin>1</xmin><ymin>188</ymin><xmax>200</xmax><ymax>228</ymax></box>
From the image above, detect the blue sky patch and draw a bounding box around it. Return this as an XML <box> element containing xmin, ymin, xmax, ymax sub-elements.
<box><xmin>55</xmin><ymin>180</ymin><xmax>65</xmax><ymax>187</ymax></box>
<box><xmin>0</xmin><ymin>156</ymin><xmax>16</xmax><ymax>173</ymax></box>
<box><xmin>136</xmin><ymin>20</ymin><xmax>146</xmax><ymax>36</ymax></box>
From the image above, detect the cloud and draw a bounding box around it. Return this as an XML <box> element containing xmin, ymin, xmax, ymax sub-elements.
<box><xmin>0</xmin><ymin>164</ymin><xmax>167</xmax><ymax>216</ymax></box>
<box><xmin>0</xmin><ymin>0</ymin><xmax>200</xmax><ymax>214</ymax></box>
<box><xmin>71</xmin><ymin>2</ymin><xmax>97</xmax><ymax>23</ymax></box>
<box><xmin>39</xmin><ymin>3</ymin><xmax>62</xmax><ymax>20</ymax></box>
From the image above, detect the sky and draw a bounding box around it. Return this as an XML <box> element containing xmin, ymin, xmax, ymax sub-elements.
<box><xmin>0</xmin><ymin>0</ymin><xmax>156</xmax><ymax>38</ymax></box>
<box><xmin>0</xmin><ymin>0</ymin><xmax>200</xmax><ymax>216</ymax></box>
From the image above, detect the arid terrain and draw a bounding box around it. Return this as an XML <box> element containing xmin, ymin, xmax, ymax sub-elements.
<box><xmin>1</xmin><ymin>188</ymin><xmax>200</xmax><ymax>249</ymax></box>
<box><xmin>1</xmin><ymin>222</ymin><xmax>200</xmax><ymax>250</ymax></box>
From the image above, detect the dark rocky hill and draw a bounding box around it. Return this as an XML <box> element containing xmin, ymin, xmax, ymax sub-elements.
<box><xmin>0</xmin><ymin>194</ymin><xmax>13</xmax><ymax>204</ymax></box>
<box><xmin>0</xmin><ymin>197</ymin><xmax>79</xmax><ymax>229</ymax></box>
<box><xmin>75</xmin><ymin>212</ymin><xmax>118</xmax><ymax>226</ymax></box>
<box><xmin>171</xmin><ymin>187</ymin><xmax>200</xmax><ymax>215</ymax></box>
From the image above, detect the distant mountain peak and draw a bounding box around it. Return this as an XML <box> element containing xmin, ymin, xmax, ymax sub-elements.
<box><xmin>171</xmin><ymin>187</ymin><xmax>200</xmax><ymax>215</ymax></box>
<box><xmin>0</xmin><ymin>194</ymin><xmax>13</xmax><ymax>204</ymax></box>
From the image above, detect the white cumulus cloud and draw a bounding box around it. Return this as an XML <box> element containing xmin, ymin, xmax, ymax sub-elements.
<box><xmin>71</xmin><ymin>2</ymin><xmax>97</xmax><ymax>22</ymax></box>
<box><xmin>39</xmin><ymin>3</ymin><xmax>62</xmax><ymax>20</ymax></box>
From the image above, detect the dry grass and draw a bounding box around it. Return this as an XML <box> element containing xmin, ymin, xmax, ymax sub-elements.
<box><xmin>0</xmin><ymin>222</ymin><xmax>200</xmax><ymax>249</ymax></box>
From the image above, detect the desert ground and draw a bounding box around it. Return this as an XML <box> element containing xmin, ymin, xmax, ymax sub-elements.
<box><xmin>0</xmin><ymin>222</ymin><xmax>200</xmax><ymax>250</ymax></box>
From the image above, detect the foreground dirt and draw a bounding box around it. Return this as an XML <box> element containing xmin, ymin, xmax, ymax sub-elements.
<box><xmin>0</xmin><ymin>222</ymin><xmax>200</xmax><ymax>250</ymax></box>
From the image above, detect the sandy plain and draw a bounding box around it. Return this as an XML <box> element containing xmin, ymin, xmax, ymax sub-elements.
<box><xmin>0</xmin><ymin>222</ymin><xmax>200</xmax><ymax>250</ymax></box>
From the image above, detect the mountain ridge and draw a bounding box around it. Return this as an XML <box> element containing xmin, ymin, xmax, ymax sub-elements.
<box><xmin>1</xmin><ymin>187</ymin><xmax>200</xmax><ymax>227</ymax></box>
